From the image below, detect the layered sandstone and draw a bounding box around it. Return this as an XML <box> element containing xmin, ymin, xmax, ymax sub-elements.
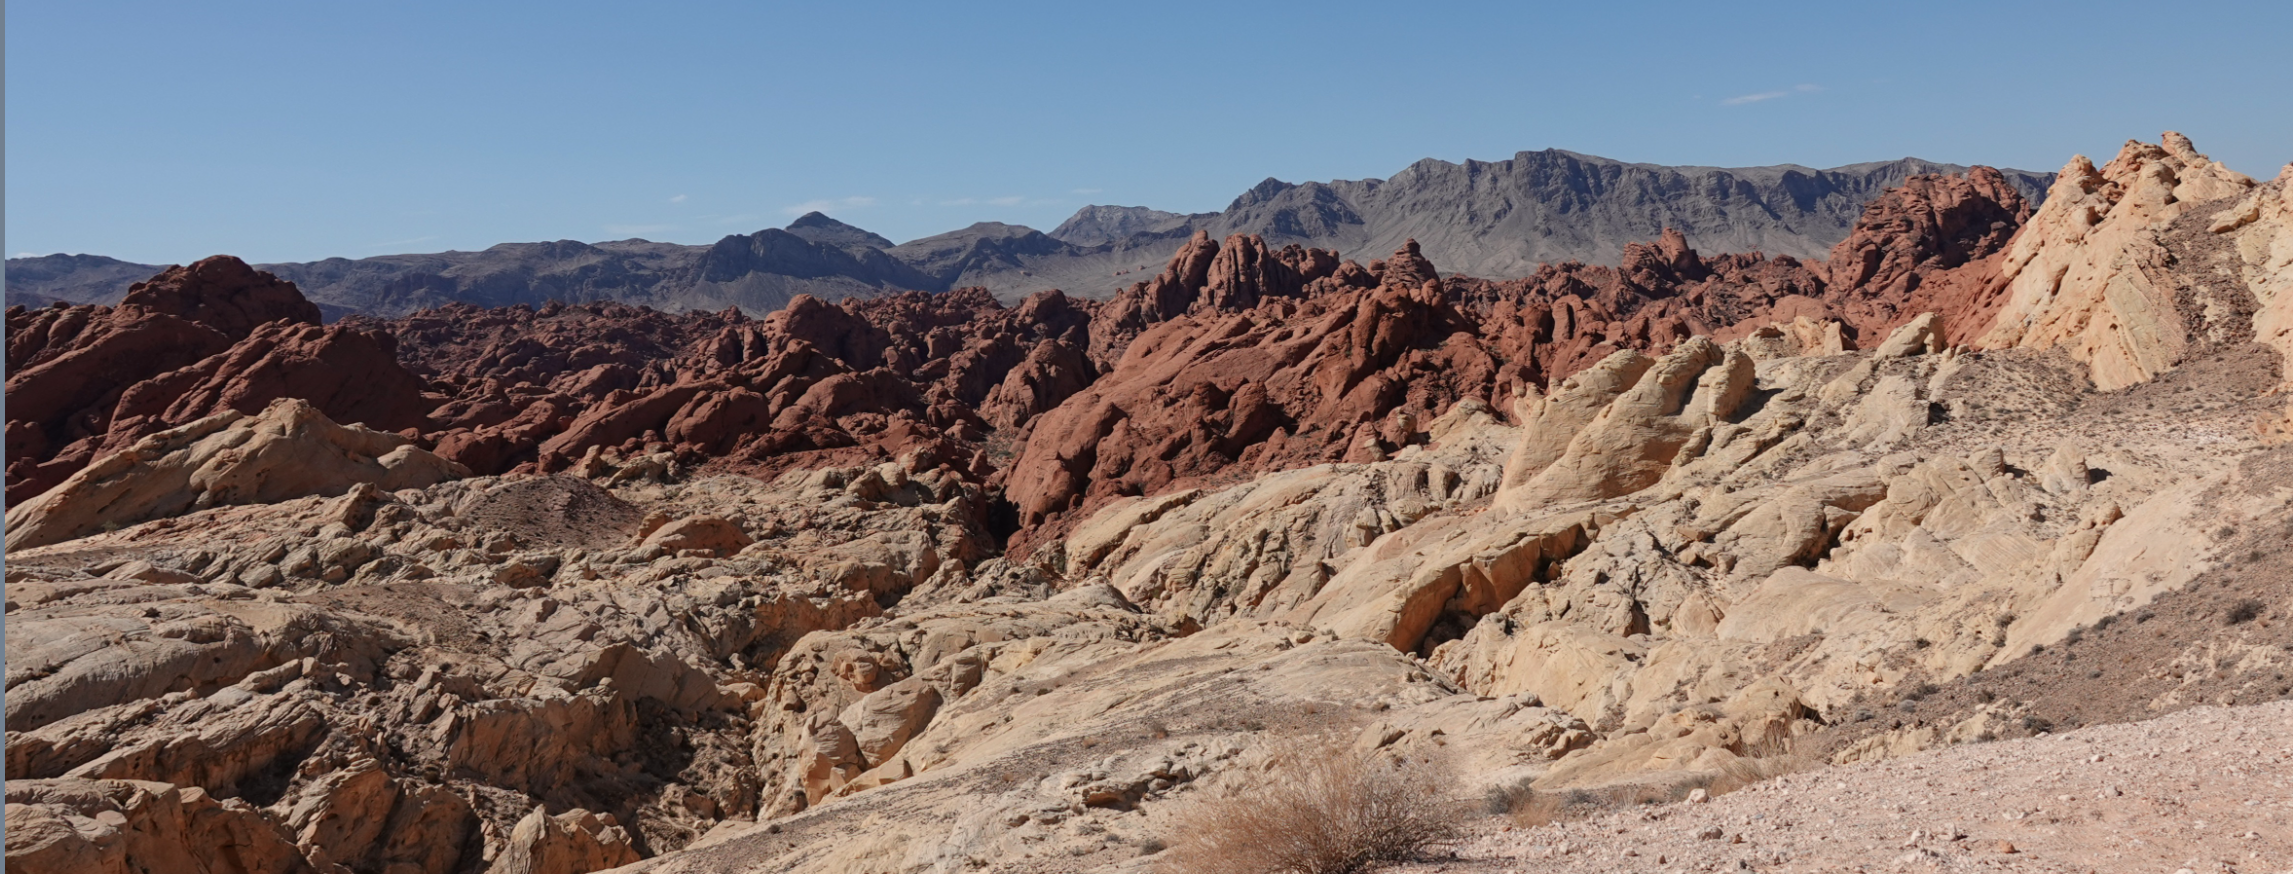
<box><xmin>4</xmin><ymin>399</ymin><xmax>466</xmax><ymax>551</ymax></box>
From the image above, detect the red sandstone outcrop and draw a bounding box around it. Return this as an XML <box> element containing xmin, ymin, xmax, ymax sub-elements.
<box><xmin>1084</xmin><ymin>230</ymin><xmax>1369</xmax><ymax>363</ymax></box>
<box><xmin>4</xmin><ymin>257</ymin><xmax>430</xmax><ymax>505</ymax></box>
<box><xmin>1447</xmin><ymin>167</ymin><xmax>2035</xmax><ymax>390</ymax></box>
<box><xmin>1817</xmin><ymin>166</ymin><xmax>2033</xmax><ymax>344</ymax></box>
<box><xmin>514</xmin><ymin>287</ymin><xmax>1098</xmax><ymax>481</ymax></box>
<box><xmin>1004</xmin><ymin>243</ymin><xmax>1506</xmax><ymax>548</ymax></box>
<box><xmin>5</xmin><ymin>258</ymin><xmax>323</xmax><ymax>502</ymax></box>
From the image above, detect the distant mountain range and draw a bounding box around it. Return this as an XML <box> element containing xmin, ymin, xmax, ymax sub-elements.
<box><xmin>6</xmin><ymin>149</ymin><xmax>2052</xmax><ymax>317</ymax></box>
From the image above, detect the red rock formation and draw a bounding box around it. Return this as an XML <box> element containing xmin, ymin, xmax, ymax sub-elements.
<box><xmin>348</xmin><ymin>301</ymin><xmax>748</xmax><ymax>473</ymax></box>
<box><xmin>386</xmin><ymin>287</ymin><xmax>1101</xmax><ymax>481</ymax></box>
<box><xmin>4</xmin><ymin>169</ymin><xmax>2035</xmax><ymax>552</ymax></box>
<box><xmin>105</xmin><ymin>321</ymin><xmax>433</xmax><ymax>450</ymax></box>
<box><xmin>1817</xmin><ymin>166</ymin><xmax>2034</xmax><ymax>344</ymax></box>
<box><xmin>1445</xmin><ymin>168</ymin><xmax>2034</xmax><ymax>387</ymax></box>
<box><xmin>1085</xmin><ymin>231</ymin><xmax>1369</xmax><ymax>363</ymax></box>
<box><xmin>1003</xmin><ymin>245</ymin><xmax>1504</xmax><ymax>549</ymax></box>
<box><xmin>2</xmin><ymin>257</ymin><xmax>347</xmax><ymax>503</ymax></box>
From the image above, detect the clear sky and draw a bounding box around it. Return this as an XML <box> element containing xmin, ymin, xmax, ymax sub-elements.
<box><xmin>7</xmin><ymin>0</ymin><xmax>2290</xmax><ymax>265</ymax></box>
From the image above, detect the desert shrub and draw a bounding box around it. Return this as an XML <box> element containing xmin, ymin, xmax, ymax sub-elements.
<box><xmin>1481</xmin><ymin>775</ymin><xmax>1537</xmax><ymax>816</ymax></box>
<box><xmin>1160</xmin><ymin>744</ymin><xmax>1460</xmax><ymax>874</ymax></box>
<box><xmin>2226</xmin><ymin>599</ymin><xmax>2266</xmax><ymax>625</ymax></box>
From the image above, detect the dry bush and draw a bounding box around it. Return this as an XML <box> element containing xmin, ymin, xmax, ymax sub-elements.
<box><xmin>1160</xmin><ymin>743</ymin><xmax>1461</xmax><ymax>874</ymax></box>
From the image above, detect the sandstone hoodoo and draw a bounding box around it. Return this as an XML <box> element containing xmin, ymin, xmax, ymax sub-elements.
<box><xmin>6</xmin><ymin>134</ymin><xmax>2290</xmax><ymax>874</ymax></box>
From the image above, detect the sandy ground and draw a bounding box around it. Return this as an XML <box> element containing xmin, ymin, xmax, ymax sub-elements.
<box><xmin>1387</xmin><ymin>701</ymin><xmax>2293</xmax><ymax>874</ymax></box>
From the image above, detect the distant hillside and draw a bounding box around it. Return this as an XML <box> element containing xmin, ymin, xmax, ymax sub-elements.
<box><xmin>6</xmin><ymin>150</ymin><xmax>2051</xmax><ymax>315</ymax></box>
<box><xmin>1044</xmin><ymin>151</ymin><xmax>2056</xmax><ymax>280</ymax></box>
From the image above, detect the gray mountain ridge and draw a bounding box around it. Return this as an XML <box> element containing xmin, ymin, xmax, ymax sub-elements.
<box><xmin>5</xmin><ymin>148</ymin><xmax>2053</xmax><ymax>317</ymax></box>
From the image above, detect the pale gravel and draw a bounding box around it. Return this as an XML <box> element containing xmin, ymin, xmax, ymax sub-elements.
<box><xmin>1387</xmin><ymin>701</ymin><xmax>2293</xmax><ymax>874</ymax></box>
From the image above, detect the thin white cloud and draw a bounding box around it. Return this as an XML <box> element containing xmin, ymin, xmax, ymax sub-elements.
<box><xmin>782</xmin><ymin>196</ymin><xmax>877</xmax><ymax>216</ymax></box>
<box><xmin>13</xmin><ymin>252</ymin><xmax>37</xmax><ymax>258</ymax></box>
<box><xmin>669</xmin><ymin>194</ymin><xmax>688</xmax><ymax>203</ymax></box>
<box><xmin>988</xmin><ymin>195</ymin><xmax>1026</xmax><ymax>206</ymax></box>
<box><xmin>1722</xmin><ymin>83</ymin><xmax>1824</xmax><ymax>106</ymax></box>
<box><xmin>604</xmin><ymin>223</ymin><xmax>677</xmax><ymax>236</ymax></box>
<box><xmin>938</xmin><ymin>197</ymin><xmax>978</xmax><ymax>206</ymax></box>
<box><xmin>1071</xmin><ymin>188</ymin><xmax>1102</xmax><ymax>195</ymax></box>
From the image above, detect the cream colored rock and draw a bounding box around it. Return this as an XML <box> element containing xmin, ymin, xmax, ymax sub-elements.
<box><xmin>4</xmin><ymin>779</ymin><xmax>316</xmax><ymax>874</ymax></box>
<box><xmin>487</xmin><ymin>806</ymin><xmax>641</xmax><ymax>874</ymax></box>
<box><xmin>1979</xmin><ymin>134</ymin><xmax>2258</xmax><ymax>389</ymax></box>
<box><xmin>3</xmin><ymin>459</ymin><xmax>999</xmax><ymax>874</ymax></box>
<box><xmin>1505</xmin><ymin>338</ymin><xmax>1754</xmax><ymax>508</ymax></box>
<box><xmin>4</xmin><ymin>398</ymin><xmax>467</xmax><ymax>550</ymax></box>
<box><xmin>1061</xmin><ymin>399</ymin><xmax>1519</xmax><ymax>629</ymax></box>
<box><xmin>2215</xmin><ymin>167</ymin><xmax>2293</xmax><ymax>386</ymax></box>
<box><xmin>1500</xmin><ymin>349</ymin><xmax>1655</xmax><ymax>492</ymax></box>
<box><xmin>1734</xmin><ymin>316</ymin><xmax>1848</xmax><ymax>361</ymax></box>
<box><xmin>838</xmin><ymin>676</ymin><xmax>942</xmax><ymax>769</ymax></box>
<box><xmin>640</xmin><ymin>515</ymin><xmax>753</xmax><ymax>557</ymax></box>
<box><xmin>1872</xmin><ymin>312</ymin><xmax>1945</xmax><ymax>358</ymax></box>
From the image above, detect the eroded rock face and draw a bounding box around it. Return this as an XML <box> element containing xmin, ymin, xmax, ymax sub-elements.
<box><xmin>372</xmin><ymin>288</ymin><xmax>1101</xmax><ymax>485</ymax></box>
<box><xmin>1004</xmin><ymin>242</ymin><xmax>1508</xmax><ymax>548</ymax></box>
<box><xmin>5</xmin><ymin>779</ymin><xmax>316</xmax><ymax>874</ymax></box>
<box><xmin>4</xmin><ymin>452</ymin><xmax>997</xmax><ymax>873</ymax></box>
<box><xmin>2211</xmin><ymin>164</ymin><xmax>2293</xmax><ymax>385</ymax></box>
<box><xmin>487</xmin><ymin>806</ymin><xmax>642</xmax><ymax>874</ymax></box>
<box><xmin>5</xmin><ymin>399</ymin><xmax>467</xmax><ymax>551</ymax></box>
<box><xmin>1978</xmin><ymin>133</ymin><xmax>2261</xmax><ymax>388</ymax></box>
<box><xmin>4</xmin><ymin>257</ymin><xmax>331</xmax><ymax>504</ymax></box>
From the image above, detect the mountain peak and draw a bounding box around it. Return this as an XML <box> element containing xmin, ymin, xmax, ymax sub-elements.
<box><xmin>1049</xmin><ymin>205</ymin><xmax>1189</xmax><ymax>246</ymax></box>
<box><xmin>784</xmin><ymin>212</ymin><xmax>894</xmax><ymax>249</ymax></box>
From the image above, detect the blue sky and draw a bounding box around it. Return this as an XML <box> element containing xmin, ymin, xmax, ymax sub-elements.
<box><xmin>8</xmin><ymin>0</ymin><xmax>2290</xmax><ymax>264</ymax></box>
